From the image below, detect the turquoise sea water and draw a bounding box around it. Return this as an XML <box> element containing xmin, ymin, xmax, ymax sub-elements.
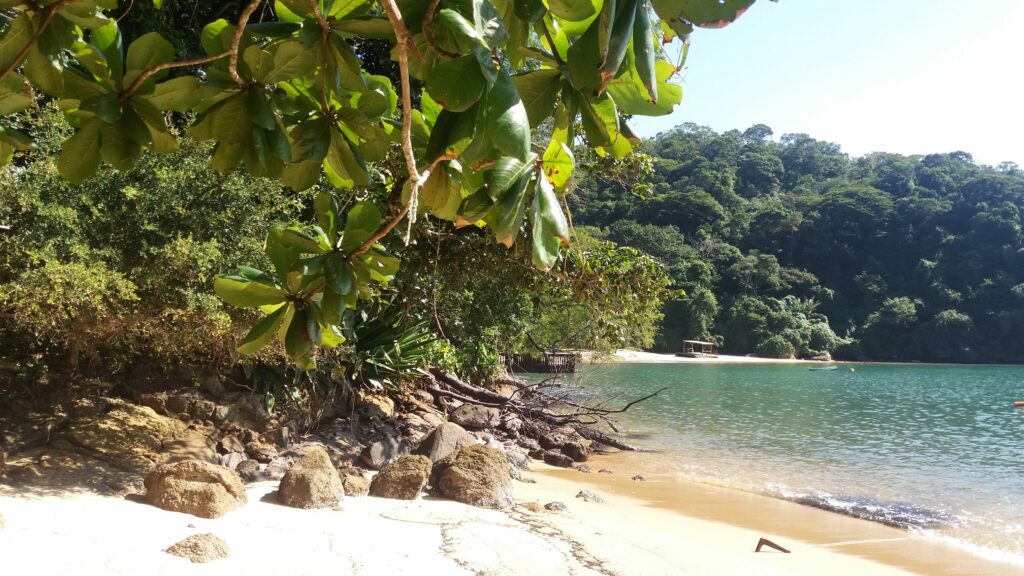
<box><xmin>547</xmin><ymin>363</ymin><xmax>1024</xmax><ymax>565</ymax></box>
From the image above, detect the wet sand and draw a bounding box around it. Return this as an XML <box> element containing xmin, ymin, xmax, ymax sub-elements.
<box><xmin>526</xmin><ymin>450</ymin><xmax>1024</xmax><ymax>576</ymax></box>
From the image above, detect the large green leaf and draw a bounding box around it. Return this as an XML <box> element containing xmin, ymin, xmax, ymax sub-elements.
<box><xmin>651</xmin><ymin>0</ymin><xmax>754</xmax><ymax>28</ymax></box>
<box><xmin>632</xmin><ymin>0</ymin><xmax>657</xmax><ymax>102</ymax></box>
<box><xmin>144</xmin><ymin>76</ymin><xmax>204</xmax><ymax>111</ymax></box>
<box><xmin>605</xmin><ymin>59</ymin><xmax>681</xmax><ymax>116</ymax></box>
<box><xmin>484</xmin><ymin>70</ymin><xmax>530</xmax><ymax>162</ymax></box>
<box><xmin>421</xmin><ymin>161</ymin><xmax>464</xmax><ymax>220</ymax></box>
<box><xmin>341</xmin><ymin>201</ymin><xmax>382</xmax><ymax>254</ymax></box>
<box><xmin>284</xmin><ymin>306</ymin><xmax>317</xmax><ymax>369</ymax></box>
<box><xmin>262</xmin><ymin>40</ymin><xmax>316</xmax><ymax>83</ymax></box>
<box><xmin>545</xmin><ymin>0</ymin><xmax>602</xmax><ymax>22</ymax></box>
<box><xmin>57</xmin><ymin>120</ymin><xmax>102</xmax><ymax>184</ymax></box>
<box><xmin>214</xmin><ymin>275</ymin><xmax>289</xmax><ymax>307</ymax></box>
<box><xmin>0</xmin><ymin>73</ymin><xmax>32</xmax><ymax>115</ymax></box>
<box><xmin>279</xmin><ymin>227</ymin><xmax>327</xmax><ymax>254</ymax></box>
<box><xmin>530</xmin><ymin>173</ymin><xmax>570</xmax><ymax>270</ymax></box>
<box><xmin>456</xmin><ymin>186</ymin><xmax>496</xmax><ymax>226</ymax></box>
<box><xmin>511</xmin><ymin>68</ymin><xmax>562</xmax><ymax>127</ymax></box>
<box><xmin>426</xmin><ymin>55</ymin><xmax>486</xmax><ymax>112</ymax></box>
<box><xmin>485</xmin><ymin>171</ymin><xmax>533</xmax><ymax>246</ymax></box>
<box><xmin>124</xmin><ymin>32</ymin><xmax>175</xmax><ymax>86</ymax></box>
<box><xmin>0</xmin><ymin>13</ymin><xmax>35</xmax><ymax>72</ymax></box>
<box><xmin>237</xmin><ymin>305</ymin><xmax>290</xmax><ymax>354</ymax></box>
<box><xmin>542</xmin><ymin>139</ymin><xmax>574</xmax><ymax>193</ymax></box>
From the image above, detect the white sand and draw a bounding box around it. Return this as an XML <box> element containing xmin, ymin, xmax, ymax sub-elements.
<box><xmin>0</xmin><ymin>468</ymin><xmax>965</xmax><ymax>576</ymax></box>
<box><xmin>605</xmin><ymin>349</ymin><xmax>822</xmax><ymax>364</ymax></box>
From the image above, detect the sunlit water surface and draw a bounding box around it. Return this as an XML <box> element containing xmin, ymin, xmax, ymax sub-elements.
<box><xmin>535</xmin><ymin>363</ymin><xmax>1024</xmax><ymax>565</ymax></box>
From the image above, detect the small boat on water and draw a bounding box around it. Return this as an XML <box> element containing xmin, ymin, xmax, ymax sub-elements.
<box><xmin>809</xmin><ymin>366</ymin><xmax>838</xmax><ymax>372</ymax></box>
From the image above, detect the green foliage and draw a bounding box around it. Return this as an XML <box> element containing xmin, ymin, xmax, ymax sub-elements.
<box><xmin>0</xmin><ymin>107</ymin><xmax>302</xmax><ymax>371</ymax></box>
<box><xmin>754</xmin><ymin>335</ymin><xmax>793</xmax><ymax>358</ymax></box>
<box><xmin>573</xmin><ymin>122</ymin><xmax>1024</xmax><ymax>363</ymax></box>
<box><xmin>0</xmin><ymin>0</ymin><xmax>758</xmax><ymax>370</ymax></box>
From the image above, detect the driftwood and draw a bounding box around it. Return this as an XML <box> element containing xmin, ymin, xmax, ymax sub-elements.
<box><xmin>426</xmin><ymin>368</ymin><xmax>660</xmax><ymax>452</ymax></box>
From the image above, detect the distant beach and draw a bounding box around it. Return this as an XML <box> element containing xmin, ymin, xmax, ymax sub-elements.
<box><xmin>599</xmin><ymin>349</ymin><xmax>821</xmax><ymax>364</ymax></box>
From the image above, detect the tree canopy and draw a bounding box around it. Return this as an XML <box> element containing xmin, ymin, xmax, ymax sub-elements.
<box><xmin>574</xmin><ymin>123</ymin><xmax>1024</xmax><ymax>363</ymax></box>
<box><xmin>0</xmin><ymin>0</ymin><xmax>757</xmax><ymax>371</ymax></box>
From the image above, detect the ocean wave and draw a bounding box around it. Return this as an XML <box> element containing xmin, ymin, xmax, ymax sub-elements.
<box><xmin>764</xmin><ymin>488</ymin><xmax>960</xmax><ymax>530</ymax></box>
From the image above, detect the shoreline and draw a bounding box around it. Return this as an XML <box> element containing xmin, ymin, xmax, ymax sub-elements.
<box><xmin>536</xmin><ymin>450</ymin><xmax>1024</xmax><ymax>576</ymax></box>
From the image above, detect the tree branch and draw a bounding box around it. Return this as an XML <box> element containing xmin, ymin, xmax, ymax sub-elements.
<box><xmin>227</xmin><ymin>0</ymin><xmax>264</xmax><ymax>87</ymax></box>
<box><xmin>120</xmin><ymin>51</ymin><xmax>232</xmax><ymax>101</ymax></box>
<box><xmin>379</xmin><ymin>0</ymin><xmax>423</xmax><ymax>241</ymax></box>
<box><xmin>0</xmin><ymin>0</ymin><xmax>75</xmax><ymax>85</ymax></box>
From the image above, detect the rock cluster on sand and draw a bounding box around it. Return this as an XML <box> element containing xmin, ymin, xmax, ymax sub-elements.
<box><xmin>277</xmin><ymin>446</ymin><xmax>344</xmax><ymax>509</ymax></box>
<box><xmin>369</xmin><ymin>455</ymin><xmax>432</xmax><ymax>499</ymax></box>
<box><xmin>435</xmin><ymin>445</ymin><xmax>512</xmax><ymax>509</ymax></box>
<box><xmin>164</xmin><ymin>533</ymin><xmax>231</xmax><ymax>563</ymax></box>
<box><xmin>144</xmin><ymin>460</ymin><xmax>247</xmax><ymax>518</ymax></box>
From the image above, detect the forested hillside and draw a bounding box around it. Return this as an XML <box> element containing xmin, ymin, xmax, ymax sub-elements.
<box><xmin>573</xmin><ymin>124</ymin><xmax>1024</xmax><ymax>363</ymax></box>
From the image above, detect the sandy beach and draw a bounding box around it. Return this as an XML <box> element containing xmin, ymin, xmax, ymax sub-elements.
<box><xmin>604</xmin><ymin>349</ymin><xmax>822</xmax><ymax>364</ymax></box>
<box><xmin>2</xmin><ymin>452</ymin><xmax>1014</xmax><ymax>575</ymax></box>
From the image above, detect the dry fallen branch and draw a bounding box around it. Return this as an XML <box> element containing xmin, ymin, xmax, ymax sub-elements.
<box><xmin>427</xmin><ymin>368</ymin><xmax>661</xmax><ymax>452</ymax></box>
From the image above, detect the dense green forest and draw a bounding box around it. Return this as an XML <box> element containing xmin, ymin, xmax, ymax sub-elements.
<box><xmin>573</xmin><ymin>123</ymin><xmax>1024</xmax><ymax>363</ymax></box>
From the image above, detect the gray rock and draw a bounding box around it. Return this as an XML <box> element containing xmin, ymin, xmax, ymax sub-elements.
<box><xmin>217</xmin><ymin>435</ymin><xmax>245</xmax><ymax>455</ymax></box>
<box><xmin>505</xmin><ymin>447</ymin><xmax>530</xmax><ymax>471</ymax></box>
<box><xmin>436</xmin><ymin>445</ymin><xmax>513</xmax><ymax>509</ymax></box>
<box><xmin>632</xmin><ymin>474</ymin><xmax>647</xmax><ymax>482</ymax></box>
<box><xmin>235</xmin><ymin>460</ymin><xmax>264</xmax><ymax>483</ymax></box>
<box><xmin>278</xmin><ymin>446</ymin><xmax>344</xmax><ymax>509</ymax></box>
<box><xmin>411</xmin><ymin>422</ymin><xmax>476</xmax><ymax>464</ymax></box>
<box><xmin>574</xmin><ymin>464</ymin><xmax>591</xmax><ymax>473</ymax></box>
<box><xmin>369</xmin><ymin>455</ymin><xmax>431</xmax><ymax>500</ymax></box>
<box><xmin>359</xmin><ymin>437</ymin><xmax>406</xmax><ymax>470</ymax></box>
<box><xmin>194</xmin><ymin>400</ymin><xmax>216</xmax><ymax>421</ymax></box>
<box><xmin>542</xmin><ymin>450</ymin><xmax>574</xmax><ymax>468</ymax></box>
<box><xmin>246</xmin><ymin>443</ymin><xmax>277</xmax><ymax>463</ymax></box>
<box><xmin>540</xmin><ymin>427</ymin><xmax>586</xmax><ymax>450</ymax></box>
<box><xmin>598</xmin><ymin>468</ymin><xmax>613</xmax><ymax>474</ymax></box>
<box><xmin>210</xmin><ymin>406</ymin><xmax>231</xmax><ymax>422</ymax></box>
<box><xmin>449</xmin><ymin>404</ymin><xmax>500</xmax><ymax>430</ymax></box>
<box><xmin>164</xmin><ymin>533</ymin><xmax>230</xmax><ymax>563</ymax></box>
<box><xmin>165</xmin><ymin>395</ymin><xmax>193</xmax><ymax>416</ymax></box>
<box><xmin>264</xmin><ymin>459</ymin><xmax>290</xmax><ymax>481</ymax></box>
<box><xmin>544</xmin><ymin>501</ymin><xmax>567</xmax><ymax>512</ymax></box>
<box><xmin>219</xmin><ymin>452</ymin><xmax>246</xmax><ymax>470</ymax></box>
<box><xmin>199</xmin><ymin>375</ymin><xmax>226</xmax><ymax>398</ymax></box>
<box><xmin>575</xmin><ymin>490</ymin><xmax>605</xmax><ymax>503</ymax></box>
<box><xmin>144</xmin><ymin>460</ymin><xmax>247</xmax><ymax>518</ymax></box>
<box><xmin>500</xmin><ymin>415</ymin><xmax>523</xmax><ymax>434</ymax></box>
<box><xmin>516</xmin><ymin>436</ymin><xmax>541</xmax><ymax>452</ymax></box>
<box><xmin>561</xmin><ymin>441</ymin><xmax>589</xmax><ymax>463</ymax></box>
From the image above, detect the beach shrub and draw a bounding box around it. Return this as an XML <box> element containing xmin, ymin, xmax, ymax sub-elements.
<box><xmin>755</xmin><ymin>335</ymin><xmax>795</xmax><ymax>358</ymax></box>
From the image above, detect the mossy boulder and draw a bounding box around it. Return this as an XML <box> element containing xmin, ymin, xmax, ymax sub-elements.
<box><xmin>277</xmin><ymin>446</ymin><xmax>344</xmax><ymax>509</ymax></box>
<box><xmin>144</xmin><ymin>460</ymin><xmax>247</xmax><ymax>518</ymax></box>
<box><xmin>437</xmin><ymin>445</ymin><xmax>512</xmax><ymax>509</ymax></box>
<box><xmin>369</xmin><ymin>455</ymin><xmax>431</xmax><ymax>500</ymax></box>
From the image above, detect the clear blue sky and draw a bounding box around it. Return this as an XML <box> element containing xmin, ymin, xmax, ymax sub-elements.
<box><xmin>630</xmin><ymin>0</ymin><xmax>1024</xmax><ymax>167</ymax></box>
